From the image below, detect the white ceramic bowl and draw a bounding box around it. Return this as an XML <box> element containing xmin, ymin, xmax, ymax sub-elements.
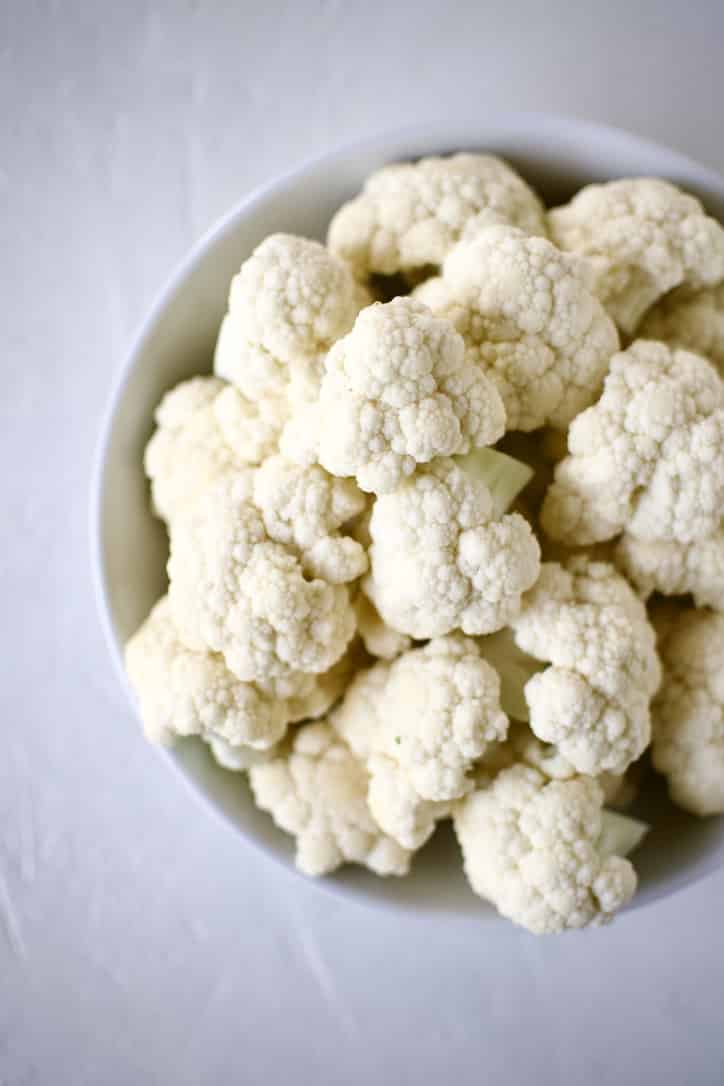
<box><xmin>92</xmin><ymin>113</ymin><xmax>724</xmax><ymax>915</ymax></box>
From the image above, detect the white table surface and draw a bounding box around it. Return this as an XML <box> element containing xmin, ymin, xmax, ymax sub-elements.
<box><xmin>3</xmin><ymin>2</ymin><xmax>724</xmax><ymax>1082</ymax></box>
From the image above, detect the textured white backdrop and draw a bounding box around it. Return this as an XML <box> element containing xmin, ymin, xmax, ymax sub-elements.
<box><xmin>2</xmin><ymin>2</ymin><xmax>724</xmax><ymax>1083</ymax></box>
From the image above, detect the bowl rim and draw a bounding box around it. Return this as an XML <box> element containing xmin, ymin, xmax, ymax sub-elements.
<box><xmin>90</xmin><ymin>110</ymin><xmax>724</xmax><ymax>917</ymax></box>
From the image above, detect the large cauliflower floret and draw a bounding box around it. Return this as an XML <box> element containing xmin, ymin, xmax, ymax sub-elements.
<box><xmin>125</xmin><ymin>596</ymin><xmax>343</xmax><ymax>753</ymax></box>
<box><xmin>249</xmin><ymin>722</ymin><xmax>412</xmax><ymax>877</ymax></box>
<box><xmin>214</xmin><ymin>233</ymin><xmax>369</xmax><ymax>402</ymax></box>
<box><xmin>415</xmin><ymin>226</ymin><xmax>619</xmax><ymax>431</ymax></box>
<box><xmin>541</xmin><ymin>340</ymin><xmax>724</xmax><ymax>545</ymax></box>
<box><xmin>510</xmin><ymin>559</ymin><xmax>661</xmax><ymax>776</ymax></box>
<box><xmin>168</xmin><ymin>476</ymin><xmax>356</xmax><ymax>686</ymax></box>
<box><xmin>252</xmin><ymin>454</ymin><xmax>368</xmax><ymax>584</ymax></box>
<box><xmin>639</xmin><ymin>283</ymin><xmax>724</xmax><ymax>372</ymax></box>
<box><xmin>365</xmin><ymin>456</ymin><xmax>540</xmax><ymax>639</ymax></box>
<box><xmin>328</xmin><ymin>153</ymin><xmax>546</xmax><ymax>282</ymax></box>
<box><xmin>549</xmin><ymin>178</ymin><xmax>724</xmax><ymax>333</ymax></box>
<box><xmin>288</xmin><ymin>297</ymin><xmax>506</xmax><ymax>495</ymax></box>
<box><xmin>652</xmin><ymin>609</ymin><xmax>724</xmax><ymax>816</ymax></box>
<box><xmin>616</xmin><ymin>530</ymin><xmax>724</xmax><ymax>611</ymax></box>
<box><xmin>144</xmin><ymin>377</ymin><xmax>261</xmax><ymax>523</ymax></box>
<box><xmin>454</xmin><ymin>765</ymin><xmax>637</xmax><ymax>933</ymax></box>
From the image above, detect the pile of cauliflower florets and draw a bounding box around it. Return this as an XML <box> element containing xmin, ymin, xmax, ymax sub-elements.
<box><xmin>126</xmin><ymin>153</ymin><xmax>724</xmax><ymax>935</ymax></box>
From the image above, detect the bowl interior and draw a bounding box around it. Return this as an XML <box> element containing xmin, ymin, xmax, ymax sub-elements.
<box><xmin>95</xmin><ymin>115</ymin><xmax>724</xmax><ymax>913</ymax></box>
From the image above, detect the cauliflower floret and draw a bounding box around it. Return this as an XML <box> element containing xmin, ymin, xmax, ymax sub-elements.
<box><xmin>125</xmin><ymin>596</ymin><xmax>341</xmax><ymax>752</ymax></box>
<box><xmin>549</xmin><ymin>178</ymin><xmax>724</xmax><ymax>333</ymax></box>
<box><xmin>168</xmin><ymin>476</ymin><xmax>356</xmax><ymax>685</ymax></box>
<box><xmin>616</xmin><ymin>530</ymin><xmax>724</xmax><ymax>611</ymax></box>
<box><xmin>249</xmin><ymin>722</ymin><xmax>412</xmax><ymax>877</ymax></box>
<box><xmin>415</xmin><ymin>226</ymin><xmax>619</xmax><ymax>431</ymax></box>
<box><xmin>252</xmin><ymin>454</ymin><xmax>368</xmax><ymax>584</ymax></box>
<box><xmin>640</xmin><ymin>283</ymin><xmax>724</xmax><ymax>372</ymax></box>
<box><xmin>652</xmin><ymin>609</ymin><xmax>724</xmax><ymax>816</ymax></box>
<box><xmin>353</xmin><ymin>594</ymin><xmax>412</xmax><ymax>660</ymax></box>
<box><xmin>365</xmin><ymin>456</ymin><xmax>540</xmax><ymax>639</ymax></box>
<box><xmin>208</xmin><ymin>736</ymin><xmax>281</xmax><ymax>772</ymax></box>
<box><xmin>214</xmin><ymin>234</ymin><xmax>369</xmax><ymax>402</ymax></box>
<box><xmin>213</xmin><ymin>384</ymin><xmax>287</xmax><ymax>464</ymax></box>
<box><xmin>287</xmin><ymin>298</ymin><xmax>505</xmax><ymax>495</ymax></box>
<box><xmin>541</xmin><ymin>340</ymin><xmax>724</xmax><ymax>545</ymax></box>
<box><xmin>511</xmin><ymin>559</ymin><xmax>661</xmax><ymax>776</ymax></box>
<box><xmin>144</xmin><ymin>377</ymin><xmax>259</xmax><ymax>523</ymax></box>
<box><xmin>454</xmin><ymin>765</ymin><xmax>637</xmax><ymax>933</ymax></box>
<box><xmin>328</xmin><ymin>153</ymin><xmax>546</xmax><ymax>281</ymax></box>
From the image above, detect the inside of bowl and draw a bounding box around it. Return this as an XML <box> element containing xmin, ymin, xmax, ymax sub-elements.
<box><xmin>98</xmin><ymin>118</ymin><xmax>724</xmax><ymax>914</ymax></box>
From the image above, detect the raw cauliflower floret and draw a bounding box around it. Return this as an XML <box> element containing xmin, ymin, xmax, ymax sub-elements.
<box><xmin>214</xmin><ymin>233</ymin><xmax>369</xmax><ymax>402</ymax></box>
<box><xmin>415</xmin><ymin>226</ymin><xmax>619</xmax><ymax>431</ymax></box>
<box><xmin>144</xmin><ymin>377</ymin><xmax>261</xmax><ymax>523</ymax></box>
<box><xmin>249</xmin><ymin>721</ymin><xmax>411</xmax><ymax>877</ymax></box>
<box><xmin>454</xmin><ymin>765</ymin><xmax>637</xmax><ymax>933</ymax></box>
<box><xmin>640</xmin><ymin>283</ymin><xmax>724</xmax><ymax>372</ymax></box>
<box><xmin>252</xmin><ymin>454</ymin><xmax>368</xmax><ymax>584</ymax></box>
<box><xmin>365</xmin><ymin>456</ymin><xmax>540</xmax><ymax>639</ymax></box>
<box><xmin>353</xmin><ymin>594</ymin><xmax>412</xmax><ymax>660</ymax></box>
<box><xmin>288</xmin><ymin>297</ymin><xmax>506</xmax><ymax>495</ymax></box>
<box><xmin>652</xmin><ymin>609</ymin><xmax>724</xmax><ymax>816</ymax></box>
<box><xmin>616</xmin><ymin>530</ymin><xmax>724</xmax><ymax>611</ymax></box>
<box><xmin>511</xmin><ymin>559</ymin><xmax>661</xmax><ymax>776</ymax></box>
<box><xmin>548</xmin><ymin>178</ymin><xmax>724</xmax><ymax>333</ymax></box>
<box><xmin>328</xmin><ymin>153</ymin><xmax>546</xmax><ymax>281</ymax></box>
<box><xmin>541</xmin><ymin>340</ymin><xmax>724</xmax><ymax>545</ymax></box>
<box><xmin>168</xmin><ymin>476</ymin><xmax>356</xmax><ymax>685</ymax></box>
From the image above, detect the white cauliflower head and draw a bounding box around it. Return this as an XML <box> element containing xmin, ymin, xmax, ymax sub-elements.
<box><xmin>511</xmin><ymin>559</ymin><xmax>661</xmax><ymax>776</ymax></box>
<box><xmin>328</xmin><ymin>153</ymin><xmax>546</xmax><ymax>281</ymax></box>
<box><xmin>616</xmin><ymin>530</ymin><xmax>724</xmax><ymax>612</ymax></box>
<box><xmin>454</xmin><ymin>765</ymin><xmax>637</xmax><ymax>933</ymax></box>
<box><xmin>549</xmin><ymin>178</ymin><xmax>724</xmax><ymax>333</ymax></box>
<box><xmin>640</xmin><ymin>283</ymin><xmax>724</xmax><ymax>372</ymax></box>
<box><xmin>249</xmin><ymin>721</ymin><xmax>411</xmax><ymax>877</ymax></box>
<box><xmin>365</xmin><ymin>456</ymin><xmax>540</xmax><ymax>639</ymax></box>
<box><xmin>167</xmin><ymin>476</ymin><xmax>356</xmax><ymax>685</ymax></box>
<box><xmin>290</xmin><ymin>297</ymin><xmax>505</xmax><ymax>495</ymax></box>
<box><xmin>415</xmin><ymin>226</ymin><xmax>619</xmax><ymax>431</ymax></box>
<box><xmin>652</xmin><ymin>609</ymin><xmax>724</xmax><ymax>816</ymax></box>
<box><xmin>541</xmin><ymin>340</ymin><xmax>724</xmax><ymax>545</ymax></box>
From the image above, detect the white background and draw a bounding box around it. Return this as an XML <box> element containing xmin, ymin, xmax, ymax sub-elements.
<box><xmin>2</xmin><ymin>2</ymin><xmax>724</xmax><ymax>1083</ymax></box>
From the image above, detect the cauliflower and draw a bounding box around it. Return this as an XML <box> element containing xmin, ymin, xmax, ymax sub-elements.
<box><xmin>365</xmin><ymin>452</ymin><xmax>540</xmax><ymax>639</ymax></box>
<box><xmin>652</xmin><ymin>609</ymin><xmax>724</xmax><ymax>816</ymax></box>
<box><xmin>454</xmin><ymin>765</ymin><xmax>638</xmax><ymax>933</ymax></box>
<box><xmin>639</xmin><ymin>283</ymin><xmax>724</xmax><ymax>372</ymax></box>
<box><xmin>353</xmin><ymin>594</ymin><xmax>412</xmax><ymax>660</ymax></box>
<box><xmin>508</xmin><ymin>559</ymin><xmax>661</xmax><ymax>776</ymax></box>
<box><xmin>415</xmin><ymin>226</ymin><xmax>619</xmax><ymax>431</ymax></box>
<box><xmin>125</xmin><ymin>597</ymin><xmax>347</xmax><ymax>754</ymax></box>
<box><xmin>616</xmin><ymin>530</ymin><xmax>724</xmax><ymax>611</ymax></box>
<box><xmin>541</xmin><ymin>340</ymin><xmax>724</xmax><ymax>545</ymax></box>
<box><xmin>549</xmin><ymin>178</ymin><xmax>724</xmax><ymax>333</ymax></box>
<box><xmin>328</xmin><ymin>153</ymin><xmax>546</xmax><ymax>281</ymax></box>
<box><xmin>249</xmin><ymin>722</ymin><xmax>411</xmax><ymax>876</ymax></box>
<box><xmin>286</xmin><ymin>297</ymin><xmax>506</xmax><ymax>495</ymax></box>
<box><xmin>168</xmin><ymin>476</ymin><xmax>356</xmax><ymax>686</ymax></box>
<box><xmin>214</xmin><ymin>233</ymin><xmax>369</xmax><ymax>402</ymax></box>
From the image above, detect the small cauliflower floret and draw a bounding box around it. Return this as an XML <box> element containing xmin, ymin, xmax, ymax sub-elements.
<box><xmin>292</xmin><ymin>298</ymin><xmax>505</xmax><ymax>495</ymax></box>
<box><xmin>328</xmin><ymin>153</ymin><xmax>546</xmax><ymax>282</ymax></box>
<box><xmin>541</xmin><ymin>340</ymin><xmax>724</xmax><ymax>545</ymax></box>
<box><xmin>213</xmin><ymin>384</ymin><xmax>287</xmax><ymax>465</ymax></box>
<box><xmin>354</xmin><ymin>594</ymin><xmax>411</xmax><ymax>660</ymax></box>
<box><xmin>549</xmin><ymin>178</ymin><xmax>724</xmax><ymax>333</ymax></box>
<box><xmin>616</xmin><ymin>530</ymin><xmax>724</xmax><ymax>611</ymax></box>
<box><xmin>214</xmin><ymin>233</ymin><xmax>369</xmax><ymax>402</ymax></box>
<box><xmin>252</xmin><ymin>454</ymin><xmax>368</xmax><ymax>584</ymax></box>
<box><xmin>144</xmin><ymin>377</ymin><xmax>258</xmax><ymax>523</ymax></box>
<box><xmin>365</xmin><ymin>454</ymin><xmax>540</xmax><ymax>639</ymax></box>
<box><xmin>510</xmin><ymin>559</ymin><xmax>661</xmax><ymax>776</ymax></box>
<box><xmin>208</xmin><ymin>736</ymin><xmax>282</xmax><ymax>772</ymax></box>
<box><xmin>249</xmin><ymin>722</ymin><xmax>412</xmax><ymax>877</ymax></box>
<box><xmin>415</xmin><ymin>226</ymin><xmax>619</xmax><ymax>431</ymax></box>
<box><xmin>168</xmin><ymin>477</ymin><xmax>356</xmax><ymax>685</ymax></box>
<box><xmin>454</xmin><ymin>765</ymin><xmax>637</xmax><ymax>934</ymax></box>
<box><xmin>640</xmin><ymin>283</ymin><xmax>724</xmax><ymax>372</ymax></box>
<box><xmin>652</xmin><ymin>609</ymin><xmax>724</xmax><ymax>816</ymax></box>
